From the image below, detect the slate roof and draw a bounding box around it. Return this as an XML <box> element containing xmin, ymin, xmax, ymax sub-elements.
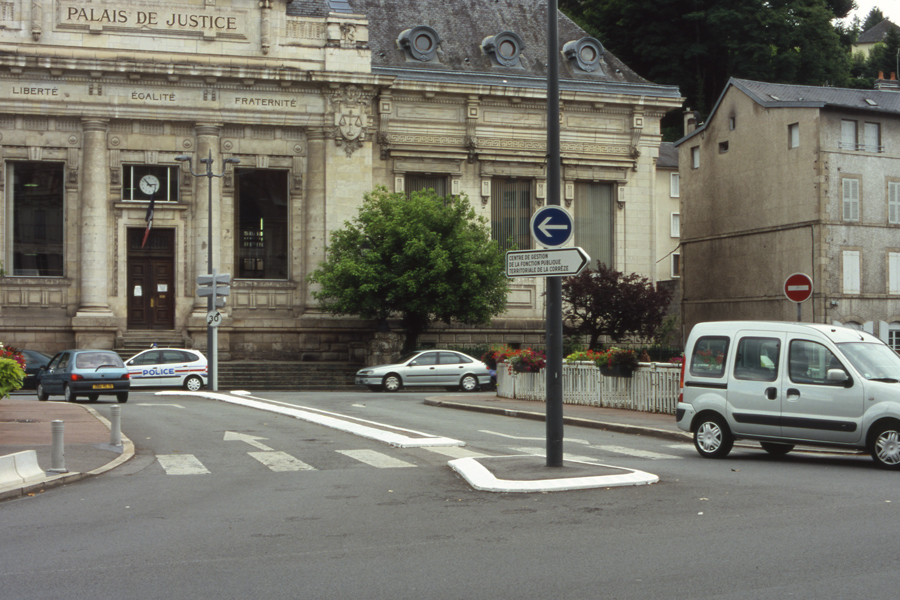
<box><xmin>856</xmin><ymin>19</ymin><xmax>900</xmax><ymax>44</ymax></box>
<box><xmin>286</xmin><ymin>0</ymin><xmax>681</xmax><ymax>99</ymax></box>
<box><xmin>677</xmin><ymin>78</ymin><xmax>900</xmax><ymax>145</ymax></box>
<box><xmin>657</xmin><ymin>142</ymin><xmax>678</xmax><ymax>169</ymax></box>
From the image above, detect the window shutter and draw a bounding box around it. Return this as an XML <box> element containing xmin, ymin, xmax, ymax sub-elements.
<box><xmin>842</xmin><ymin>179</ymin><xmax>859</xmax><ymax>221</ymax></box>
<box><xmin>891</xmin><ymin>253</ymin><xmax>900</xmax><ymax>295</ymax></box>
<box><xmin>890</xmin><ymin>182</ymin><xmax>900</xmax><ymax>224</ymax></box>
<box><xmin>843</xmin><ymin>251</ymin><xmax>860</xmax><ymax>294</ymax></box>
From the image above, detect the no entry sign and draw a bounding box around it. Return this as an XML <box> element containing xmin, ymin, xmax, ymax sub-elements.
<box><xmin>784</xmin><ymin>273</ymin><xmax>813</xmax><ymax>303</ymax></box>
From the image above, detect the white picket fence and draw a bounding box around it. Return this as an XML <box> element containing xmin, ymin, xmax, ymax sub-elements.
<box><xmin>496</xmin><ymin>362</ymin><xmax>681</xmax><ymax>414</ymax></box>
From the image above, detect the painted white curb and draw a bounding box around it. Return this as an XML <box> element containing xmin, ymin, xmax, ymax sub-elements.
<box><xmin>449</xmin><ymin>455</ymin><xmax>659</xmax><ymax>493</ymax></box>
<box><xmin>160</xmin><ymin>390</ymin><xmax>465</xmax><ymax>448</ymax></box>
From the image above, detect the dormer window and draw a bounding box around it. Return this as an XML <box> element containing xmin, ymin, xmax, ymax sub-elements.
<box><xmin>563</xmin><ymin>37</ymin><xmax>603</xmax><ymax>73</ymax></box>
<box><xmin>398</xmin><ymin>26</ymin><xmax>441</xmax><ymax>62</ymax></box>
<box><xmin>483</xmin><ymin>32</ymin><xmax>524</xmax><ymax>67</ymax></box>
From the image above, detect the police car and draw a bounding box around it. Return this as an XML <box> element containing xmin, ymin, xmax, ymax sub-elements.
<box><xmin>125</xmin><ymin>348</ymin><xmax>208</xmax><ymax>391</ymax></box>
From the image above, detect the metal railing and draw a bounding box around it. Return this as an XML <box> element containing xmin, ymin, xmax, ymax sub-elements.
<box><xmin>497</xmin><ymin>361</ymin><xmax>681</xmax><ymax>414</ymax></box>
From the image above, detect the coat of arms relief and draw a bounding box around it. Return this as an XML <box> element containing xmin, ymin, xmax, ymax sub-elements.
<box><xmin>328</xmin><ymin>85</ymin><xmax>374</xmax><ymax>157</ymax></box>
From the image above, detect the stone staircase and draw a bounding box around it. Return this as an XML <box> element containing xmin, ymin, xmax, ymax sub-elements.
<box><xmin>216</xmin><ymin>362</ymin><xmax>361</xmax><ymax>391</ymax></box>
<box><xmin>116</xmin><ymin>331</ymin><xmax>189</xmax><ymax>361</ymax></box>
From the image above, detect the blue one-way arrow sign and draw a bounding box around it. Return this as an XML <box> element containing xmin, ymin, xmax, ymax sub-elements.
<box><xmin>531</xmin><ymin>205</ymin><xmax>574</xmax><ymax>248</ymax></box>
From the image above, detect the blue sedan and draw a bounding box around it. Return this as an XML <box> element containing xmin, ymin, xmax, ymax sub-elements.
<box><xmin>36</xmin><ymin>350</ymin><xmax>131</xmax><ymax>403</ymax></box>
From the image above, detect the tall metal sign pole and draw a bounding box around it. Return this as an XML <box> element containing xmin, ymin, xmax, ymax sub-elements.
<box><xmin>176</xmin><ymin>151</ymin><xmax>240</xmax><ymax>392</ymax></box>
<box><xmin>546</xmin><ymin>0</ymin><xmax>564</xmax><ymax>468</ymax></box>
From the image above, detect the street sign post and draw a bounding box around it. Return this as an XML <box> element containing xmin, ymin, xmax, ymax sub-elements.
<box><xmin>197</xmin><ymin>269</ymin><xmax>231</xmax><ymax>390</ymax></box>
<box><xmin>506</xmin><ymin>247</ymin><xmax>590</xmax><ymax>278</ymax></box>
<box><xmin>784</xmin><ymin>273</ymin><xmax>813</xmax><ymax>321</ymax></box>
<box><xmin>530</xmin><ymin>205</ymin><xmax>574</xmax><ymax>248</ymax></box>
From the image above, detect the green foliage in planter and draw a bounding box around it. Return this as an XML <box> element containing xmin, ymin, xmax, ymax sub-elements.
<box><xmin>0</xmin><ymin>357</ymin><xmax>25</xmax><ymax>399</ymax></box>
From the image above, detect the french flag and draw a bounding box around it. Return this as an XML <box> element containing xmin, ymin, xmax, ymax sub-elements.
<box><xmin>141</xmin><ymin>196</ymin><xmax>155</xmax><ymax>248</ymax></box>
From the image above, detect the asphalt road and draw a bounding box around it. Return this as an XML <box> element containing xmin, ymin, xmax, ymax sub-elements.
<box><xmin>2</xmin><ymin>390</ymin><xmax>898</xmax><ymax>600</ymax></box>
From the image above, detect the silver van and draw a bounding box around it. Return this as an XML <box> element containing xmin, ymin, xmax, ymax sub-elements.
<box><xmin>676</xmin><ymin>321</ymin><xmax>900</xmax><ymax>469</ymax></box>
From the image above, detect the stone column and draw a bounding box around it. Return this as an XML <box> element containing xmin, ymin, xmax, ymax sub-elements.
<box><xmin>304</xmin><ymin>127</ymin><xmax>328</xmax><ymax>306</ymax></box>
<box><xmin>193</xmin><ymin>123</ymin><xmax>222</xmax><ymax>312</ymax></box>
<box><xmin>77</xmin><ymin>119</ymin><xmax>111</xmax><ymax>315</ymax></box>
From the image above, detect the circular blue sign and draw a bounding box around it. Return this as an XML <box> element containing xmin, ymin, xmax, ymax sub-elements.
<box><xmin>530</xmin><ymin>205</ymin><xmax>574</xmax><ymax>248</ymax></box>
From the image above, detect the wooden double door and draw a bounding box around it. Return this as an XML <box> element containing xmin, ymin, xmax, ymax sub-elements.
<box><xmin>127</xmin><ymin>228</ymin><xmax>175</xmax><ymax>330</ymax></box>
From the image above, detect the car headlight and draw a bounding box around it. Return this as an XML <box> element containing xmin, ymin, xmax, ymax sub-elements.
<box><xmin>357</xmin><ymin>370</ymin><xmax>372</xmax><ymax>376</ymax></box>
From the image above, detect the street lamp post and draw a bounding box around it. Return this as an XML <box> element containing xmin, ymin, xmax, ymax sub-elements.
<box><xmin>175</xmin><ymin>150</ymin><xmax>240</xmax><ymax>391</ymax></box>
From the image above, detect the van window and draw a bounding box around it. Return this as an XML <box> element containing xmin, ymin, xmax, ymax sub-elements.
<box><xmin>789</xmin><ymin>340</ymin><xmax>843</xmax><ymax>385</ymax></box>
<box><xmin>690</xmin><ymin>336</ymin><xmax>729</xmax><ymax>378</ymax></box>
<box><xmin>734</xmin><ymin>337</ymin><xmax>780</xmax><ymax>382</ymax></box>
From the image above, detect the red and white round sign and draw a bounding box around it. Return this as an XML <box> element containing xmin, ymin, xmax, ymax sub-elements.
<box><xmin>784</xmin><ymin>273</ymin><xmax>813</xmax><ymax>303</ymax></box>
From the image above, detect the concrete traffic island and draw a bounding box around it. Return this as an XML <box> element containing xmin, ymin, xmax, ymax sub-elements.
<box><xmin>450</xmin><ymin>455</ymin><xmax>659</xmax><ymax>493</ymax></box>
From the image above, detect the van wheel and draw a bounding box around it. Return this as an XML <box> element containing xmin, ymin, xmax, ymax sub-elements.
<box><xmin>760</xmin><ymin>442</ymin><xmax>794</xmax><ymax>456</ymax></box>
<box><xmin>869</xmin><ymin>422</ymin><xmax>900</xmax><ymax>470</ymax></box>
<box><xmin>693</xmin><ymin>415</ymin><xmax>733</xmax><ymax>459</ymax></box>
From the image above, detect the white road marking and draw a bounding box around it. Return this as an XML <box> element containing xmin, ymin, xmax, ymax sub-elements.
<box><xmin>137</xmin><ymin>403</ymin><xmax>186</xmax><ymax>408</ymax></box>
<box><xmin>223</xmin><ymin>431</ymin><xmax>275</xmax><ymax>451</ymax></box>
<box><xmin>422</xmin><ymin>446</ymin><xmax>492</xmax><ymax>459</ymax></box>
<box><xmin>337</xmin><ymin>449</ymin><xmax>416</xmax><ymax>468</ymax></box>
<box><xmin>248</xmin><ymin>451</ymin><xmax>316</xmax><ymax>472</ymax></box>
<box><xmin>480</xmin><ymin>430</ymin><xmax>589</xmax><ymax>445</ymax></box>
<box><xmin>157</xmin><ymin>454</ymin><xmax>210</xmax><ymax>475</ymax></box>
<box><xmin>590</xmin><ymin>445</ymin><xmax>682</xmax><ymax>460</ymax></box>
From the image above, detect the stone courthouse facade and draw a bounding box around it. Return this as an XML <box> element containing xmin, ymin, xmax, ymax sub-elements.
<box><xmin>0</xmin><ymin>0</ymin><xmax>680</xmax><ymax>360</ymax></box>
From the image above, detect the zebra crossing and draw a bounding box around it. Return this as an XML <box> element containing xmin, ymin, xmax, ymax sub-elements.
<box><xmin>154</xmin><ymin>441</ymin><xmax>684</xmax><ymax>475</ymax></box>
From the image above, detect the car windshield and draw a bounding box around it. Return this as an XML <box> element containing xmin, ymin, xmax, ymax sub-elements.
<box><xmin>836</xmin><ymin>342</ymin><xmax>900</xmax><ymax>381</ymax></box>
<box><xmin>75</xmin><ymin>352</ymin><xmax>125</xmax><ymax>369</ymax></box>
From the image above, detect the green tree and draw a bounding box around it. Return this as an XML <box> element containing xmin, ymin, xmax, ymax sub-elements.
<box><xmin>561</xmin><ymin>0</ymin><xmax>851</xmax><ymax>127</ymax></box>
<box><xmin>862</xmin><ymin>7</ymin><xmax>885</xmax><ymax>31</ymax></box>
<box><xmin>307</xmin><ymin>187</ymin><xmax>509</xmax><ymax>353</ymax></box>
<box><xmin>561</xmin><ymin>262</ymin><xmax>673</xmax><ymax>349</ymax></box>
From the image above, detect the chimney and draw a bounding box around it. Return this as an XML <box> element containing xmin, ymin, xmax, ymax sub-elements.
<box><xmin>684</xmin><ymin>108</ymin><xmax>700</xmax><ymax>134</ymax></box>
<box><xmin>875</xmin><ymin>72</ymin><xmax>900</xmax><ymax>92</ymax></box>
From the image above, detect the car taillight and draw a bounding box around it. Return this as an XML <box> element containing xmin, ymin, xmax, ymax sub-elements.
<box><xmin>121</xmin><ymin>373</ymin><xmax>130</xmax><ymax>380</ymax></box>
<box><xmin>678</xmin><ymin>359</ymin><xmax>685</xmax><ymax>403</ymax></box>
<box><xmin>70</xmin><ymin>374</ymin><xmax>84</xmax><ymax>381</ymax></box>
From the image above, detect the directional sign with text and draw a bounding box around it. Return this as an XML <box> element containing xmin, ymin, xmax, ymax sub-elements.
<box><xmin>506</xmin><ymin>247</ymin><xmax>591</xmax><ymax>278</ymax></box>
<box><xmin>530</xmin><ymin>205</ymin><xmax>574</xmax><ymax>248</ymax></box>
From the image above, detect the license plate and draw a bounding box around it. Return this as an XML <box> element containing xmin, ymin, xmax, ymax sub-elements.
<box><xmin>92</xmin><ymin>384</ymin><xmax>114</xmax><ymax>390</ymax></box>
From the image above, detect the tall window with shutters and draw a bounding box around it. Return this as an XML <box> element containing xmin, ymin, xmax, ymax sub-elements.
<box><xmin>491</xmin><ymin>179</ymin><xmax>533</xmax><ymax>251</ymax></box>
<box><xmin>889</xmin><ymin>252</ymin><xmax>900</xmax><ymax>295</ymax></box>
<box><xmin>889</xmin><ymin>182</ymin><xmax>900</xmax><ymax>225</ymax></box>
<box><xmin>842</xmin><ymin>178</ymin><xmax>859</xmax><ymax>222</ymax></box>
<box><xmin>574</xmin><ymin>182</ymin><xmax>614</xmax><ymax>267</ymax></box>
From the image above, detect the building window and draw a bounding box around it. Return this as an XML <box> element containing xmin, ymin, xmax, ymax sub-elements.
<box><xmin>890</xmin><ymin>252</ymin><xmax>900</xmax><ymax>294</ymax></box>
<box><xmin>864</xmin><ymin>122</ymin><xmax>882</xmax><ymax>152</ymax></box>
<box><xmin>788</xmin><ymin>123</ymin><xmax>799</xmax><ymax>149</ymax></box>
<box><xmin>890</xmin><ymin>182</ymin><xmax>900</xmax><ymax>224</ymax></box>
<box><xmin>841</xmin><ymin>120</ymin><xmax>857</xmax><ymax>150</ymax></box>
<box><xmin>574</xmin><ymin>182</ymin><xmax>614</xmax><ymax>267</ymax></box>
<box><xmin>669</xmin><ymin>173</ymin><xmax>680</xmax><ymax>198</ymax></box>
<box><xmin>122</xmin><ymin>165</ymin><xmax>179</xmax><ymax>201</ymax></box>
<box><xmin>691</xmin><ymin>146</ymin><xmax>699</xmax><ymax>169</ymax></box>
<box><xmin>842</xmin><ymin>178</ymin><xmax>860</xmax><ymax>222</ymax></box>
<box><xmin>718</xmin><ymin>141</ymin><xmax>729</xmax><ymax>154</ymax></box>
<box><xmin>670</xmin><ymin>213</ymin><xmax>681</xmax><ymax>237</ymax></box>
<box><xmin>672</xmin><ymin>252</ymin><xmax>681</xmax><ymax>278</ymax></box>
<box><xmin>405</xmin><ymin>174</ymin><xmax>449</xmax><ymax>197</ymax></box>
<box><xmin>728</xmin><ymin>116</ymin><xmax>736</xmax><ymax>130</ymax></box>
<box><xmin>235</xmin><ymin>169</ymin><xmax>289</xmax><ymax>280</ymax></box>
<box><xmin>889</xmin><ymin>325</ymin><xmax>900</xmax><ymax>351</ymax></box>
<box><xmin>7</xmin><ymin>162</ymin><xmax>65</xmax><ymax>277</ymax></box>
<box><xmin>842</xmin><ymin>250</ymin><xmax>860</xmax><ymax>294</ymax></box>
<box><xmin>491</xmin><ymin>178</ymin><xmax>532</xmax><ymax>251</ymax></box>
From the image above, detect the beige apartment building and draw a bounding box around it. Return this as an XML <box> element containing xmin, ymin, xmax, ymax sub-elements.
<box><xmin>677</xmin><ymin>77</ymin><xmax>900</xmax><ymax>345</ymax></box>
<box><xmin>0</xmin><ymin>0</ymin><xmax>680</xmax><ymax>360</ymax></box>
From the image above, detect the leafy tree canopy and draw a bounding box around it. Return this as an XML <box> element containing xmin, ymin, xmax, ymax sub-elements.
<box><xmin>307</xmin><ymin>187</ymin><xmax>509</xmax><ymax>353</ymax></box>
<box><xmin>561</xmin><ymin>262</ymin><xmax>673</xmax><ymax>349</ymax></box>
<box><xmin>862</xmin><ymin>7</ymin><xmax>886</xmax><ymax>31</ymax></box>
<box><xmin>561</xmin><ymin>0</ymin><xmax>852</xmax><ymax>130</ymax></box>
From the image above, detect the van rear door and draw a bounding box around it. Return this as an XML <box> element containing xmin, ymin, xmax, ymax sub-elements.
<box><xmin>727</xmin><ymin>333</ymin><xmax>784</xmax><ymax>438</ymax></box>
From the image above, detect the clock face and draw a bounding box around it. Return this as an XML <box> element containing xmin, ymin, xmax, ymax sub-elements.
<box><xmin>139</xmin><ymin>175</ymin><xmax>160</xmax><ymax>195</ymax></box>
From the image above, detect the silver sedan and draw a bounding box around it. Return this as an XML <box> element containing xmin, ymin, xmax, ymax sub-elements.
<box><xmin>355</xmin><ymin>350</ymin><xmax>492</xmax><ymax>392</ymax></box>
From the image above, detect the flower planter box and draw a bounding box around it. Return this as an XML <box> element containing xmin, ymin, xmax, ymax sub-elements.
<box><xmin>600</xmin><ymin>364</ymin><xmax>634</xmax><ymax>378</ymax></box>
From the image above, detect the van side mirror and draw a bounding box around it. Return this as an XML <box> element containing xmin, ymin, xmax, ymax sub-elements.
<box><xmin>827</xmin><ymin>368</ymin><xmax>851</xmax><ymax>386</ymax></box>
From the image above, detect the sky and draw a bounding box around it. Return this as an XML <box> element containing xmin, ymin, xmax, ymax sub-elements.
<box><xmin>848</xmin><ymin>1</ymin><xmax>900</xmax><ymax>27</ymax></box>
